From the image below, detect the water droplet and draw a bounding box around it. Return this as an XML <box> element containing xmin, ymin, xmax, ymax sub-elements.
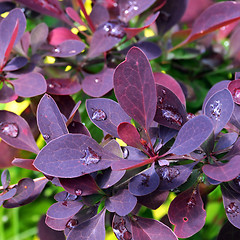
<box><xmin>161</xmin><ymin>106</ymin><xmax>183</xmax><ymax>126</ymax></box>
<box><xmin>80</xmin><ymin>147</ymin><xmax>101</xmax><ymax>165</ymax></box>
<box><xmin>66</xmin><ymin>219</ymin><xmax>78</xmax><ymax>229</ymax></box>
<box><xmin>102</xmin><ymin>21</ymin><xmax>126</xmax><ymax>39</ymax></box>
<box><xmin>94</xmin><ymin>78</ymin><xmax>101</xmax><ymax>83</ymax></box>
<box><xmin>162</xmin><ymin>89</ymin><xmax>166</xmax><ymax>95</ymax></box>
<box><xmin>69</xmin><ymin>50</ymin><xmax>76</xmax><ymax>54</ymax></box>
<box><xmin>62</xmin><ymin>201</ymin><xmax>68</xmax><ymax>206</ymax></box>
<box><xmin>187</xmin><ymin>113</ymin><xmax>195</xmax><ymax>120</ymax></box>
<box><xmin>0</xmin><ymin>122</ymin><xmax>19</xmax><ymax>138</ymax></box>
<box><xmin>233</xmin><ymin>88</ymin><xmax>240</xmax><ymax>102</ymax></box>
<box><xmin>141</xmin><ymin>173</ymin><xmax>150</xmax><ymax>187</ymax></box>
<box><xmin>187</xmin><ymin>196</ymin><xmax>197</xmax><ymax>209</ymax></box>
<box><xmin>158</xmin><ymin>96</ymin><xmax>164</xmax><ymax>104</ymax></box>
<box><xmin>122</xmin><ymin>0</ymin><xmax>138</xmax><ymax>20</ymax></box>
<box><xmin>121</xmin><ymin>147</ymin><xmax>129</xmax><ymax>159</ymax></box>
<box><xmin>75</xmin><ymin>188</ymin><xmax>82</xmax><ymax>196</ymax></box>
<box><xmin>233</xmin><ymin>175</ymin><xmax>240</xmax><ymax>187</ymax></box>
<box><xmin>226</xmin><ymin>202</ymin><xmax>239</xmax><ymax>217</ymax></box>
<box><xmin>183</xmin><ymin>217</ymin><xmax>188</xmax><ymax>222</ymax></box>
<box><xmin>65</xmin><ymin>193</ymin><xmax>78</xmax><ymax>201</ymax></box>
<box><xmin>92</xmin><ymin>109</ymin><xmax>107</xmax><ymax>121</ymax></box>
<box><xmin>210</xmin><ymin>100</ymin><xmax>222</xmax><ymax>121</ymax></box>
<box><xmin>42</xmin><ymin>134</ymin><xmax>50</xmax><ymax>140</ymax></box>
<box><xmin>48</xmin><ymin>83</ymin><xmax>54</xmax><ymax>89</ymax></box>
<box><xmin>158</xmin><ymin>167</ymin><xmax>180</xmax><ymax>182</ymax></box>
<box><xmin>113</xmin><ymin>218</ymin><xmax>132</xmax><ymax>240</ymax></box>
<box><xmin>48</xmin><ymin>82</ymin><xmax>62</xmax><ymax>89</ymax></box>
<box><xmin>54</xmin><ymin>47</ymin><xmax>60</xmax><ymax>53</ymax></box>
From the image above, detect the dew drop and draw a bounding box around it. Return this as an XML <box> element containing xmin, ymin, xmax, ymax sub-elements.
<box><xmin>158</xmin><ymin>96</ymin><xmax>164</xmax><ymax>104</ymax></box>
<box><xmin>233</xmin><ymin>88</ymin><xmax>240</xmax><ymax>102</ymax></box>
<box><xmin>161</xmin><ymin>106</ymin><xmax>183</xmax><ymax>126</ymax></box>
<box><xmin>0</xmin><ymin>122</ymin><xmax>19</xmax><ymax>138</ymax></box>
<box><xmin>75</xmin><ymin>188</ymin><xmax>82</xmax><ymax>196</ymax></box>
<box><xmin>187</xmin><ymin>196</ymin><xmax>197</xmax><ymax>209</ymax></box>
<box><xmin>187</xmin><ymin>113</ymin><xmax>195</xmax><ymax>120</ymax></box>
<box><xmin>94</xmin><ymin>77</ymin><xmax>101</xmax><ymax>83</ymax></box>
<box><xmin>80</xmin><ymin>147</ymin><xmax>101</xmax><ymax>165</ymax></box>
<box><xmin>226</xmin><ymin>202</ymin><xmax>239</xmax><ymax>217</ymax></box>
<box><xmin>102</xmin><ymin>21</ymin><xmax>126</xmax><ymax>39</ymax></box>
<box><xmin>158</xmin><ymin>167</ymin><xmax>180</xmax><ymax>182</ymax></box>
<box><xmin>141</xmin><ymin>173</ymin><xmax>150</xmax><ymax>187</ymax></box>
<box><xmin>122</xmin><ymin>0</ymin><xmax>138</xmax><ymax>20</ymax></box>
<box><xmin>113</xmin><ymin>218</ymin><xmax>132</xmax><ymax>240</ymax></box>
<box><xmin>233</xmin><ymin>175</ymin><xmax>240</xmax><ymax>187</ymax></box>
<box><xmin>48</xmin><ymin>83</ymin><xmax>54</xmax><ymax>89</ymax></box>
<box><xmin>162</xmin><ymin>89</ymin><xmax>166</xmax><ymax>95</ymax></box>
<box><xmin>54</xmin><ymin>47</ymin><xmax>60</xmax><ymax>53</ymax></box>
<box><xmin>66</xmin><ymin>219</ymin><xmax>78</xmax><ymax>229</ymax></box>
<box><xmin>210</xmin><ymin>100</ymin><xmax>222</xmax><ymax>121</ymax></box>
<box><xmin>42</xmin><ymin>134</ymin><xmax>50</xmax><ymax>140</ymax></box>
<box><xmin>69</xmin><ymin>50</ymin><xmax>76</xmax><ymax>54</ymax></box>
<box><xmin>92</xmin><ymin>109</ymin><xmax>107</xmax><ymax>121</ymax></box>
<box><xmin>121</xmin><ymin>147</ymin><xmax>129</xmax><ymax>159</ymax></box>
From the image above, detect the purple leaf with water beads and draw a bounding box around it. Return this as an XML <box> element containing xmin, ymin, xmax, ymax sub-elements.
<box><xmin>34</xmin><ymin>133</ymin><xmax>122</xmax><ymax>178</ymax></box>
<box><xmin>203</xmin><ymin>89</ymin><xmax>234</xmax><ymax>136</ymax></box>
<box><xmin>10</xmin><ymin>72</ymin><xmax>47</xmax><ymax>98</ymax></box>
<box><xmin>217</xmin><ymin>220</ymin><xmax>240</xmax><ymax>240</ymax></box>
<box><xmin>59</xmin><ymin>175</ymin><xmax>101</xmax><ymax>196</ymax></box>
<box><xmin>214</xmin><ymin>132</ymin><xmax>238</xmax><ymax>152</ymax></box>
<box><xmin>0</xmin><ymin>84</ymin><xmax>18</xmax><ymax>103</ymax></box>
<box><xmin>137</xmin><ymin>189</ymin><xmax>169</xmax><ymax>210</ymax></box>
<box><xmin>228</xmin><ymin>80</ymin><xmax>240</xmax><ymax>105</ymax></box>
<box><xmin>0</xmin><ymin>8</ymin><xmax>26</xmax><ymax>68</ymax></box>
<box><xmin>45</xmin><ymin>215</ymin><xmax>73</xmax><ymax>231</ymax></box>
<box><xmin>114</xmin><ymin>47</ymin><xmax>157</xmax><ymax>130</ymax></box>
<box><xmin>12</xmin><ymin>158</ymin><xmax>39</xmax><ymax>171</ymax></box>
<box><xmin>221</xmin><ymin>183</ymin><xmax>240</xmax><ymax>229</ymax></box>
<box><xmin>37</xmin><ymin>94</ymin><xmax>68</xmax><ymax>143</ymax></box>
<box><xmin>156</xmin><ymin>162</ymin><xmax>197</xmax><ymax>191</ymax></box>
<box><xmin>118</xmin><ymin>0</ymin><xmax>156</xmax><ymax>23</ymax></box>
<box><xmin>168</xmin><ymin>186</ymin><xmax>206</xmax><ymax>238</ymax></box>
<box><xmin>112</xmin><ymin>214</ymin><xmax>132</xmax><ymax>240</ymax></box>
<box><xmin>106</xmin><ymin>189</ymin><xmax>137</xmax><ymax>216</ymax></box>
<box><xmin>203</xmin><ymin>155</ymin><xmax>240</xmax><ymax>182</ymax></box>
<box><xmin>90</xmin><ymin>3</ymin><xmax>110</xmax><ymax>28</ymax></box>
<box><xmin>1</xmin><ymin>169</ymin><xmax>10</xmax><ymax>190</ymax></box>
<box><xmin>82</xmin><ymin>67</ymin><xmax>114</xmax><ymax>97</ymax></box>
<box><xmin>88</xmin><ymin>20</ymin><xmax>126</xmax><ymax>58</ymax></box>
<box><xmin>129</xmin><ymin>164</ymin><xmax>160</xmax><ymax>196</ymax></box>
<box><xmin>86</xmin><ymin>98</ymin><xmax>131</xmax><ymax>138</ymax></box>
<box><xmin>154</xmin><ymin>84</ymin><xmax>187</xmax><ymax>130</ymax></box>
<box><xmin>122</xmin><ymin>146</ymin><xmax>147</xmax><ymax>160</ymax></box>
<box><xmin>156</xmin><ymin>0</ymin><xmax>188</xmax><ymax>35</ymax></box>
<box><xmin>0</xmin><ymin>110</ymin><xmax>39</xmax><ymax>153</ymax></box>
<box><xmin>3</xmin><ymin>57</ymin><xmax>28</xmax><ymax>71</ymax></box>
<box><xmin>131</xmin><ymin>215</ymin><xmax>178</xmax><ymax>240</ymax></box>
<box><xmin>67</xmin><ymin>209</ymin><xmax>106</xmax><ymax>240</ymax></box>
<box><xmin>124</xmin><ymin>12</ymin><xmax>160</xmax><ymax>39</ymax></box>
<box><xmin>168</xmin><ymin>115</ymin><xmax>213</xmax><ymax>155</ymax></box>
<box><xmin>50</xmin><ymin>40</ymin><xmax>85</xmax><ymax>58</ymax></box>
<box><xmin>46</xmin><ymin>78</ymin><xmax>81</xmax><ymax>95</ymax></box>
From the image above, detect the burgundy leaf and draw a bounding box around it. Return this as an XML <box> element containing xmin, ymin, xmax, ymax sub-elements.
<box><xmin>169</xmin><ymin>115</ymin><xmax>213</xmax><ymax>155</ymax></box>
<box><xmin>45</xmin><ymin>215</ymin><xmax>71</xmax><ymax>231</ymax></box>
<box><xmin>106</xmin><ymin>189</ymin><xmax>137</xmax><ymax>216</ymax></box>
<box><xmin>168</xmin><ymin>186</ymin><xmax>206</xmax><ymax>238</ymax></box>
<box><xmin>86</xmin><ymin>98</ymin><xmax>131</xmax><ymax>138</ymax></box>
<box><xmin>112</xmin><ymin>214</ymin><xmax>132</xmax><ymax>240</ymax></box>
<box><xmin>34</xmin><ymin>133</ymin><xmax>121</xmax><ymax>178</ymax></box>
<box><xmin>1</xmin><ymin>169</ymin><xmax>10</xmax><ymax>189</ymax></box>
<box><xmin>66</xmin><ymin>100</ymin><xmax>81</xmax><ymax>126</ymax></box>
<box><xmin>65</xmin><ymin>7</ymin><xmax>87</xmax><ymax>27</ymax></box>
<box><xmin>90</xmin><ymin>3</ymin><xmax>110</xmax><ymax>28</ymax></box>
<box><xmin>214</xmin><ymin>132</ymin><xmax>238</xmax><ymax>152</ymax></box>
<box><xmin>230</xmin><ymin>103</ymin><xmax>240</xmax><ymax>129</ymax></box>
<box><xmin>46</xmin><ymin>77</ymin><xmax>81</xmax><ymax>95</ymax></box>
<box><xmin>118</xmin><ymin>0</ymin><xmax>156</xmax><ymax>23</ymax></box>
<box><xmin>114</xmin><ymin>47</ymin><xmax>157</xmax><ymax>129</ymax></box>
<box><xmin>68</xmin><ymin>121</ymin><xmax>91</xmax><ymax>136</ymax></box>
<box><xmin>67</xmin><ymin>209</ymin><xmax>106</xmax><ymax>240</ymax></box>
<box><xmin>50</xmin><ymin>40</ymin><xmax>85</xmax><ymax>58</ymax></box>
<box><xmin>0</xmin><ymin>141</ymin><xmax>19</xmax><ymax>168</ymax></box>
<box><xmin>202</xmin><ymin>155</ymin><xmax>240</xmax><ymax>182</ymax></box>
<box><xmin>217</xmin><ymin>220</ymin><xmax>240</xmax><ymax>240</ymax></box>
<box><xmin>0</xmin><ymin>110</ymin><xmax>39</xmax><ymax>153</ymax></box>
<box><xmin>59</xmin><ymin>175</ymin><xmax>101</xmax><ymax>196</ymax></box>
<box><xmin>124</xmin><ymin>12</ymin><xmax>159</xmax><ymax>39</ymax></box>
<box><xmin>228</xmin><ymin>80</ymin><xmax>240</xmax><ymax>105</ymax></box>
<box><xmin>3</xmin><ymin>57</ymin><xmax>28</xmax><ymax>71</ymax></box>
<box><xmin>203</xmin><ymin>89</ymin><xmax>234</xmax><ymax>135</ymax></box>
<box><xmin>229</xmin><ymin>26</ymin><xmax>240</xmax><ymax>58</ymax></box>
<box><xmin>129</xmin><ymin>164</ymin><xmax>160</xmax><ymax>196</ymax></box>
<box><xmin>131</xmin><ymin>216</ymin><xmax>178</xmax><ymax>240</ymax></box>
<box><xmin>158</xmin><ymin>125</ymin><xmax>178</xmax><ymax>146</ymax></box>
<box><xmin>0</xmin><ymin>84</ymin><xmax>18</xmax><ymax>103</ymax></box>
<box><xmin>11</xmin><ymin>72</ymin><xmax>47</xmax><ymax>98</ymax></box>
<box><xmin>82</xmin><ymin>67</ymin><xmax>114</xmax><ymax>97</ymax></box>
<box><xmin>37</xmin><ymin>94</ymin><xmax>68</xmax><ymax>143</ymax></box>
<box><xmin>12</xmin><ymin>158</ymin><xmax>39</xmax><ymax>171</ymax></box>
<box><xmin>154</xmin><ymin>84</ymin><xmax>187</xmax><ymax>130</ymax></box>
<box><xmin>154</xmin><ymin>72</ymin><xmax>186</xmax><ymax>106</ymax></box>
<box><xmin>221</xmin><ymin>183</ymin><xmax>240</xmax><ymax>229</ymax></box>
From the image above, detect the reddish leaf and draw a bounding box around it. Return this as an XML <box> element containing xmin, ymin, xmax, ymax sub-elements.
<box><xmin>12</xmin><ymin>158</ymin><xmax>39</xmax><ymax>171</ymax></box>
<box><xmin>82</xmin><ymin>67</ymin><xmax>114</xmax><ymax>97</ymax></box>
<box><xmin>65</xmin><ymin>7</ymin><xmax>87</xmax><ymax>27</ymax></box>
<box><xmin>0</xmin><ymin>141</ymin><xmax>19</xmax><ymax>168</ymax></box>
<box><xmin>66</xmin><ymin>100</ymin><xmax>81</xmax><ymax>126</ymax></box>
<box><xmin>229</xmin><ymin>26</ymin><xmax>240</xmax><ymax>58</ymax></box>
<box><xmin>0</xmin><ymin>110</ymin><xmax>39</xmax><ymax>153</ymax></box>
<box><xmin>131</xmin><ymin>216</ymin><xmax>178</xmax><ymax>240</ymax></box>
<box><xmin>0</xmin><ymin>84</ymin><xmax>18</xmax><ymax>103</ymax></box>
<box><xmin>114</xmin><ymin>47</ymin><xmax>157</xmax><ymax>129</ymax></box>
<box><xmin>228</xmin><ymin>80</ymin><xmax>240</xmax><ymax>105</ymax></box>
<box><xmin>90</xmin><ymin>3</ymin><xmax>110</xmax><ymax>28</ymax></box>
<box><xmin>168</xmin><ymin>187</ymin><xmax>206</xmax><ymax>238</ymax></box>
<box><xmin>11</xmin><ymin>72</ymin><xmax>47</xmax><ymax>98</ymax></box>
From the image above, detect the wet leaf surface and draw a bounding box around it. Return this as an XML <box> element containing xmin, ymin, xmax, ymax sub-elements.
<box><xmin>112</xmin><ymin>214</ymin><xmax>132</xmax><ymax>240</ymax></box>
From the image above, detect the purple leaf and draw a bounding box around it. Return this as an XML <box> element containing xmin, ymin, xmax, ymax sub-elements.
<box><xmin>86</xmin><ymin>98</ymin><xmax>131</xmax><ymax>138</ymax></box>
<box><xmin>67</xmin><ymin>209</ymin><xmax>106</xmax><ymax>240</ymax></box>
<box><xmin>34</xmin><ymin>134</ymin><xmax>121</xmax><ymax>178</ymax></box>
<box><xmin>154</xmin><ymin>84</ymin><xmax>187</xmax><ymax>130</ymax></box>
<box><xmin>12</xmin><ymin>158</ymin><xmax>39</xmax><ymax>171</ymax></box>
<box><xmin>37</xmin><ymin>94</ymin><xmax>68</xmax><ymax>143</ymax></box>
<box><xmin>66</xmin><ymin>100</ymin><xmax>81</xmax><ymax>126</ymax></box>
<box><xmin>230</xmin><ymin>103</ymin><xmax>240</xmax><ymax>129</ymax></box>
<box><xmin>0</xmin><ymin>84</ymin><xmax>18</xmax><ymax>103</ymax></box>
<box><xmin>3</xmin><ymin>57</ymin><xmax>28</xmax><ymax>71</ymax></box>
<box><xmin>45</xmin><ymin>215</ymin><xmax>71</xmax><ymax>231</ymax></box>
<box><xmin>229</xmin><ymin>175</ymin><xmax>240</xmax><ymax>194</ymax></box>
<box><xmin>1</xmin><ymin>169</ymin><xmax>10</xmax><ymax>190</ymax></box>
<box><xmin>68</xmin><ymin>121</ymin><xmax>91</xmax><ymax>136</ymax></box>
<box><xmin>157</xmin><ymin>162</ymin><xmax>197</xmax><ymax>191</ymax></box>
<box><xmin>50</xmin><ymin>40</ymin><xmax>85</xmax><ymax>58</ymax></box>
<box><xmin>129</xmin><ymin>164</ymin><xmax>160</xmax><ymax>196</ymax></box>
<box><xmin>118</xmin><ymin>0</ymin><xmax>156</xmax><ymax>23</ymax></box>
<box><xmin>0</xmin><ymin>188</ymin><xmax>17</xmax><ymax>204</ymax></box>
<box><xmin>106</xmin><ymin>189</ymin><xmax>137</xmax><ymax>216</ymax></box>
<box><xmin>122</xmin><ymin>146</ymin><xmax>147</xmax><ymax>160</ymax></box>
<box><xmin>131</xmin><ymin>216</ymin><xmax>178</xmax><ymax>240</ymax></box>
<box><xmin>114</xmin><ymin>47</ymin><xmax>157</xmax><ymax>129</ymax></box>
<box><xmin>221</xmin><ymin>183</ymin><xmax>240</xmax><ymax>229</ymax></box>
<box><xmin>217</xmin><ymin>220</ymin><xmax>240</xmax><ymax>240</ymax></box>
<box><xmin>90</xmin><ymin>3</ymin><xmax>109</xmax><ymax>28</ymax></box>
<box><xmin>202</xmin><ymin>155</ymin><xmax>240</xmax><ymax>182</ymax></box>
<box><xmin>203</xmin><ymin>89</ymin><xmax>234</xmax><ymax>135</ymax></box>
<box><xmin>159</xmin><ymin>125</ymin><xmax>178</xmax><ymax>146</ymax></box>
<box><xmin>82</xmin><ymin>67</ymin><xmax>114</xmax><ymax>97</ymax></box>
<box><xmin>228</xmin><ymin>79</ymin><xmax>240</xmax><ymax>105</ymax></box>
<box><xmin>59</xmin><ymin>175</ymin><xmax>101</xmax><ymax>196</ymax></box>
<box><xmin>169</xmin><ymin>115</ymin><xmax>213</xmax><ymax>155</ymax></box>
<box><xmin>214</xmin><ymin>132</ymin><xmax>238</xmax><ymax>152</ymax></box>
<box><xmin>168</xmin><ymin>186</ymin><xmax>206</xmax><ymax>238</ymax></box>
<box><xmin>0</xmin><ymin>110</ymin><xmax>39</xmax><ymax>153</ymax></box>
<box><xmin>112</xmin><ymin>214</ymin><xmax>132</xmax><ymax>240</ymax></box>
<box><xmin>46</xmin><ymin>78</ymin><xmax>81</xmax><ymax>95</ymax></box>
<box><xmin>11</xmin><ymin>72</ymin><xmax>47</xmax><ymax>98</ymax></box>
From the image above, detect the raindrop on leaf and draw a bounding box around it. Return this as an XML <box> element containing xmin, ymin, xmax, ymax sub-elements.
<box><xmin>233</xmin><ymin>88</ymin><xmax>240</xmax><ymax>102</ymax></box>
<box><xmin>42</xmin><ymin>134</ymin><xmax>50</xmax><ymax>140</ymax></box>
<box><xmin>0</xmin><ymin>122</ymin><xmax>19</xmax><ymax>138</ymax></box>
<box><xmin>121</xmin><ymin>147</ymin><xmax>129</xmax><ymax>159</ymax></box>
<box><xmin>66</xmin><ymin>219</ymin><xmax>78</xmax><ymax>229</ymax></box>
<box><xmin>158</xmin><ymin>167</ymin><xmax>180</xmax><ymax>182</ymax></box>
<box><xmin>80</xmin><ymin>147</ymin><xmax>101</xmax><ymax>165</ymax></box>
<box><xmin>75</xmin><ymin>188</ymin><xmax>82</xmax><ymax>196</ymax></box>
<box><xmin>210</xmin><ymin>100</ymin><xmax>222</xmax><ymax>121</ymax></box>
<box><xmin>92</xmin><ymin>109</ymin><xmax>107</xmax><ymax>121</ymax></box>
<box><xmin>226</xmin><ymin>202</ymin><xmax>239</xmax><ymax>217</ymax></box>
<box><xmin>102</xmin><ymin>21</ymin><xmax>126</xmax><ymax>39</ymax></box>
<box><xmin>113</xmin><ymin>217</ymin><xmax>132</xmax><ymax>240</ymax></box>
<box><xmin>161</xmin><ymin>106</ymin><xmax>183</xmax><ymax>126</ymax></box>
<box><xmin>54</xmin><ymin>48</ymin><xmax>60</xmax><ymax>53</ymax></box>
